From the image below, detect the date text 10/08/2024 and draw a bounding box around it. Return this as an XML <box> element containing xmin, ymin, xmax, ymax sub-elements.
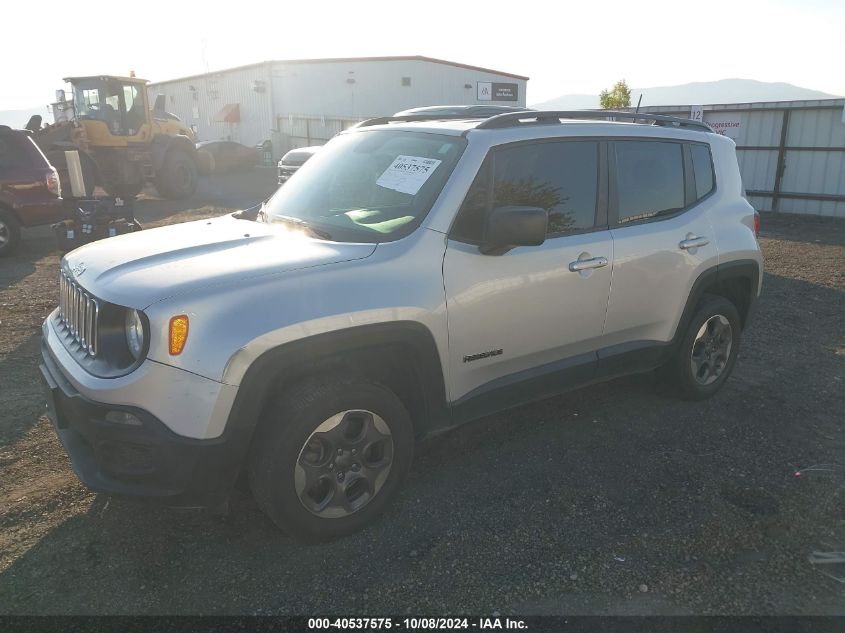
<box><xmin>308</xmin><ymin>617</ymin><xmax>528</xmax><ymax>630</ymax></box>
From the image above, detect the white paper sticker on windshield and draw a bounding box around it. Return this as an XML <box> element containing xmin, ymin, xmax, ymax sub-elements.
<box><xmin>376</xmin><ymin>155</ymin><xmax>442</xmax><ymax>195</ymax></box>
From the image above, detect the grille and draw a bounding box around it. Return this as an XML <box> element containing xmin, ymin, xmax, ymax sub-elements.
<box><xmin>58</xmin><ymin>272</ymin><xmax>100</xmax><ymax>357</ymax></box>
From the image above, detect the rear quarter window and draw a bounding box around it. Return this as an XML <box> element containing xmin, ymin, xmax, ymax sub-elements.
<box><xmin>690</xmin><ymin>143</ymin><xmax>715</xmax><ymax>199</ymax></box>
<box><xmin>614</xmin><ymin>140</ymin><xmax>685</xmax><ymax>224</ymax></box>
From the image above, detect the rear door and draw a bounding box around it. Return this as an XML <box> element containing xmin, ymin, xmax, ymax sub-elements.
<box><xmin>601</xmin><ymin>138</ymin><xmax>718</xmax><ymax>369</ymax></box>
<box><xmin>443</xmin><ymin>139</ymin><xmax>614</xmax><ymax>417</ymax></box>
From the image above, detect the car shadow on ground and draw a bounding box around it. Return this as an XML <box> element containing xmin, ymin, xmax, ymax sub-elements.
<box><xmin>0</xmin><ymin>228</ymin><xmax>55</xmax><ymax>290</ymax></box>
<box><xmin>0</xmin><ymin>333</ymin><xmax>48</xmax><ymax>452</ymax></box>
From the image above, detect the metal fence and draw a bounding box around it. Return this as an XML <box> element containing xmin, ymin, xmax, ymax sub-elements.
<box><xmin>277</xmin><ymin>114</ymin><xmax>365</xmax><ymax>153</ymax></box>
<box><xmin>638</xmin><ymin>99</ymin><xmax>845</xmax><ymax>218</ymax></box>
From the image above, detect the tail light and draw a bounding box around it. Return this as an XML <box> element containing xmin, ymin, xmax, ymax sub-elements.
<box><xmin>753</xmin><ymin>210</ymin><xmax>760</xmax><ymax>237</ymax></box>
<box><xmin>46</xmin><ymin>168</ymin><xmax>61</xmax><ymax>197</ymax></box>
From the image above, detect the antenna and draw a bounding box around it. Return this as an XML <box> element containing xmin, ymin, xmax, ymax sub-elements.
<box><xmin>635</xmin><ymin>94</ymin><xmax>643</xmax><ymax>114</ymax></box>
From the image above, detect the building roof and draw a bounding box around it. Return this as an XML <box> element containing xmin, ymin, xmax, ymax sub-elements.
<box><xmin>64</xmin><ymin>75</ymin><xmax>149</xmax><ymax>85</ymax></box>
<box><xmin>147</xmin><ymin>56</ymin><xmax>529</xmax><ymax>87</ymax></box>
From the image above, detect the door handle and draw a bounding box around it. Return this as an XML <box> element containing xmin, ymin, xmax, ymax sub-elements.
<box><xmin>679</xmin><ymin>236</ymin><xmax>710</xmax><ymax>250</ymax></box>
<box><xmin>568</xmin><ymin>256</ymin><xmax>609</xmax><ymax>272</ymax></box>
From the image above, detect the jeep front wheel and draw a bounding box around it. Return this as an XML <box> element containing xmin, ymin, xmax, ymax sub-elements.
<box><xmin>248</xmin><ymin>378</ymin><xmax>414</xmax><ymax>541</ymax></box>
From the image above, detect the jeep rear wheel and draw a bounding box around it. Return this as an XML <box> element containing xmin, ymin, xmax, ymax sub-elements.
<box><xmin>671</xmin><ymin>294</ymin><xmax>741</xmax><ymax>399</ymax></box>
<box><xmin>248</xmin><ymin>378</ymin><xmax>414</xmax><ymax>541</ymax></box>
<box><xmin>0</xmin><ymin>208</ymin><xmax>21</xmax><ymax>257</ymax></box>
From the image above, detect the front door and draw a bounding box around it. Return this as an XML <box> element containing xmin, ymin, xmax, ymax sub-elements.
<box><xmin>443</xmin><ymin>139</ymin><xmax>613</xmax><ymax>419</ymax></box>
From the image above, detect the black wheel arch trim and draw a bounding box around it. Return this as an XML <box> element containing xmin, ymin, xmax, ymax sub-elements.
<box><xmin>674</xmin><ymin>258</ymin><xmax>760</xmax><ymax>343</ymax></box>
<box><xmin>220</xmin><ymin>320</ymin><xmax>449</xmax><ymax>475</ymax></box>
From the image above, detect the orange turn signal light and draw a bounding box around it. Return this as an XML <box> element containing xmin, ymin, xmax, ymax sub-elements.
<box><xmin>168</xmin><ymin>315</ymin><xmax>189</xmax><ymax>355</ymax></box>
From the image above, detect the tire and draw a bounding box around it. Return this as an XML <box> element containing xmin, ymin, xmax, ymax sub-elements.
<box><xmin>0</xmin><ymin>208</ymin><xmax>21</xmax><ymax>257</ymax></box>
<box><xmin>248</xmin><ymin>377</ymin><xmax>414</xmax><ymax>541</ymax></box>
<box><xmin>155</xmin><ymin>149</ymin><xmax>198</xmax><ymax>199</ymax></box>
<box><xmin>669</xmin><ymin>294</ymin><xmax>742</xmax><ymax>400</ymax></box>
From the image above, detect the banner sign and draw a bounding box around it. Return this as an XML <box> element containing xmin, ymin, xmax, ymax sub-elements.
<box><xmin>705</xmin><ymin>113</ymin><xmax>742</xmax><ymax>139</ymax></box>
<box><xmin>477</xmin><ymin>82</ymin><xmax>519</xmax><ymax>102</ymax></box>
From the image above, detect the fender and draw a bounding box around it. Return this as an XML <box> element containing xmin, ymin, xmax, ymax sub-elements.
<box><xmin>680</xmin><ymin>258</ymin><xmax>761</xmax><ymax>336</ymax></box>
<box><xmin>218</xmin><ymin>321</ymin><xmax>450</xmax><ymax>473</ymax></box>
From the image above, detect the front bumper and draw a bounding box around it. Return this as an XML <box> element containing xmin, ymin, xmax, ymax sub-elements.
<box><xmin>40</xmin><ymin>340</ymin><xmax>243</xmax><ymax>507</ymax></box>
<box><xmin>277</xmin><ymin>165</ymin><xmax>299</xmax><ymax>184</ymax></box>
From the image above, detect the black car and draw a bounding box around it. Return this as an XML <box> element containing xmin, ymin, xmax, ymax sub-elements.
<box><xmin>277</xmin><ymin>146</ymin><xmax>320</xmax><ymax>184</ymax></box>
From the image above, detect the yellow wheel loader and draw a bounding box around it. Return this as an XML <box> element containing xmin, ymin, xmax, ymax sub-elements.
<box><xmin>33</xmin><ymin>75</ymin><xmax>202</xmax><ymax>199</ymax></box>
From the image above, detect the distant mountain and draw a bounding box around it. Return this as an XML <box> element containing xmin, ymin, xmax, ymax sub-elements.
<box><xmin>531</xmin><ymin>79</ymin><xmax>842</xmax><ymax>110</ymax></box>
<box><xmin>0</xmin><ymin>106</ymin><xmax>50</xmax><ymax>129</ymax></box>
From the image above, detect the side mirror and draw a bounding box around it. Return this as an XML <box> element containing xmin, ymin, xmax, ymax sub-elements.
<box><xmin>480</xmin><ymin>206</ymin><xmax>548</xmax><ymax>255</ymax></box>
<box><xmin>153</xmin><ymin>94</ymin><xmax>166</xmax><ymax>113</ymax></box>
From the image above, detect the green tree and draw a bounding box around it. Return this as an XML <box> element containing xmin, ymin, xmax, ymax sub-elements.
<box><xmin>599</xmin><ymin>79</ymin><xmax>632</xmax><ymax>109</ymax></box>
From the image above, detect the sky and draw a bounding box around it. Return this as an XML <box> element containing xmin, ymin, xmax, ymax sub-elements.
<box><xmin>1</xmin><ymin>0</ymin><xmax>843</xmax><ymax>110</ymax></box>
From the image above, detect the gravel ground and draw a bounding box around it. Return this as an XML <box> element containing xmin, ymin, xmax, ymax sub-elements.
<box><xmin>0</xmin><ymin>171</ymin><xmax>843</xmax><ymax>615</ymax></box>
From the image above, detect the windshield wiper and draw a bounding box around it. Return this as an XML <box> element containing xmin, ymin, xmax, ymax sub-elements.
<box><xmin>269</xmin><ymin>214</ymin><xmax>334</xmax><ymax>240</ymax></box>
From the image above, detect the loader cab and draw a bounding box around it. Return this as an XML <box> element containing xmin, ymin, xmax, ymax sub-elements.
<box><xmin>67</xmin><ymin>75</ymin><xmax>151</xmax><ymax>143</ymax></box>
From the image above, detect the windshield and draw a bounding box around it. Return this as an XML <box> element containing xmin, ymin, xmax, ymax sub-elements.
<box><xmin>264</xmin><ymin>130</ymin><xmax>466</xmax><ymax>242</ymax></box>
<box><xmin>72</xmin><ymin>79</ymin><xmax>145</xmax><ymax>135</ymax></box>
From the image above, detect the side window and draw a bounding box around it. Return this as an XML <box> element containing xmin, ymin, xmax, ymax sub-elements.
<box><xmin>493</xmin><ymin>141</ymin><xmax>598</xmax><ymax>235</ymax></box>
<box><xmin>451</xmin><ymin>141</ymin><xmax>599</xmax><ymax>242</ymax></box>
<box><xmin>690</xmin><ymin>143</ymin><xmax>714</xmax><ymax>199</ymax></box>
<box><xmin>614</xmin><ymin>141</ymin><xmax>685</xmax><ymax>224</ymax></box>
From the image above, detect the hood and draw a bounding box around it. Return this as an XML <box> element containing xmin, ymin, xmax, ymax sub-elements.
<box><xmin>62</xmin><ymin>214</ymin><xmax>376</xmax><ymax>308</ymax></box>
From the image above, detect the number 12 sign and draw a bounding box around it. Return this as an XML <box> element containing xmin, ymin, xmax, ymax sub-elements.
<box><xmin>690</xmin><ymin>105</ymin><xmax>704</xmax><ymax>122</ymax></box>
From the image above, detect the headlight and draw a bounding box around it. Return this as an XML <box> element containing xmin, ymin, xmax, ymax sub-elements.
<box><xmin>124</xmin><ymin>309</ymin><xmax>145</xmax><ymax>360</ymax></box>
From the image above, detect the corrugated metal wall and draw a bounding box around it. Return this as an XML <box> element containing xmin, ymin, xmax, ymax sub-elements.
<box><xmin>148</xmin><ymin>59</ymin><xmax>527</xmax><ymax>157</ymax></box>
<box><xmin>278</xmin><ymin>115</ymin><xmax>361</xmax><ymax>150</ymax></box>
<box><xmin>147</xmin><ymin>63</ymin><xmax>274</xmax><ymax>150</ymax></box>
<box><xmin>639</xmin><ymin>100</ymin><xmax>845</xmax><ymax>218</ymax></box>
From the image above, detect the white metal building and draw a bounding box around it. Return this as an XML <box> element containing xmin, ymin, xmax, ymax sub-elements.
<box><xmin>147</xmin><ymin>56</ymin><xmax>528</xmax><ymax>157</ymax></box>
<box><xmin>638</xmin><ymin>99</ymin><xmax>845</xmax><ymax>218</ymax></box>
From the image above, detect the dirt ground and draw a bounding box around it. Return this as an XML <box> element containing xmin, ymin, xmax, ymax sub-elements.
<box><xmin>0</xmin><ymin>170</ymin><xmax>843</xmax><ymax>615</ymax></box>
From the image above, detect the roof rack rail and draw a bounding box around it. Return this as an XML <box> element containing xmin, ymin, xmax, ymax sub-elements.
<box><xmin>475</xmin><ymin>110</ymin><xmax>713</xmax><ymax>132</ymax></box>
<box><xmin>353</xmin><ymin>111</ymin><xmax>535</xmax><ymax>128</ymax></box>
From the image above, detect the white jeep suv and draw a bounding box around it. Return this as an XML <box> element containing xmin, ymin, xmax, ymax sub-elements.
<box><xmin>40</xmin><ymin>110</ymin><xmax>762</xmax><ymax>540</ymax></box>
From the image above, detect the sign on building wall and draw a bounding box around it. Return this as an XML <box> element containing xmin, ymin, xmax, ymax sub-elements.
<box><xmin>705</xmin><ymin>113</ymin><xmax>742</xmax><ymax>139</ymax></box>
<box><xmin>690</xmin><ymin>105</ymin><xmax>704</xmax><ymax>122</ymax></box>
<box><xmin>477</xmin><ymin>82</ymin><xmax>519</xmax><ymax>102</ymax></box>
